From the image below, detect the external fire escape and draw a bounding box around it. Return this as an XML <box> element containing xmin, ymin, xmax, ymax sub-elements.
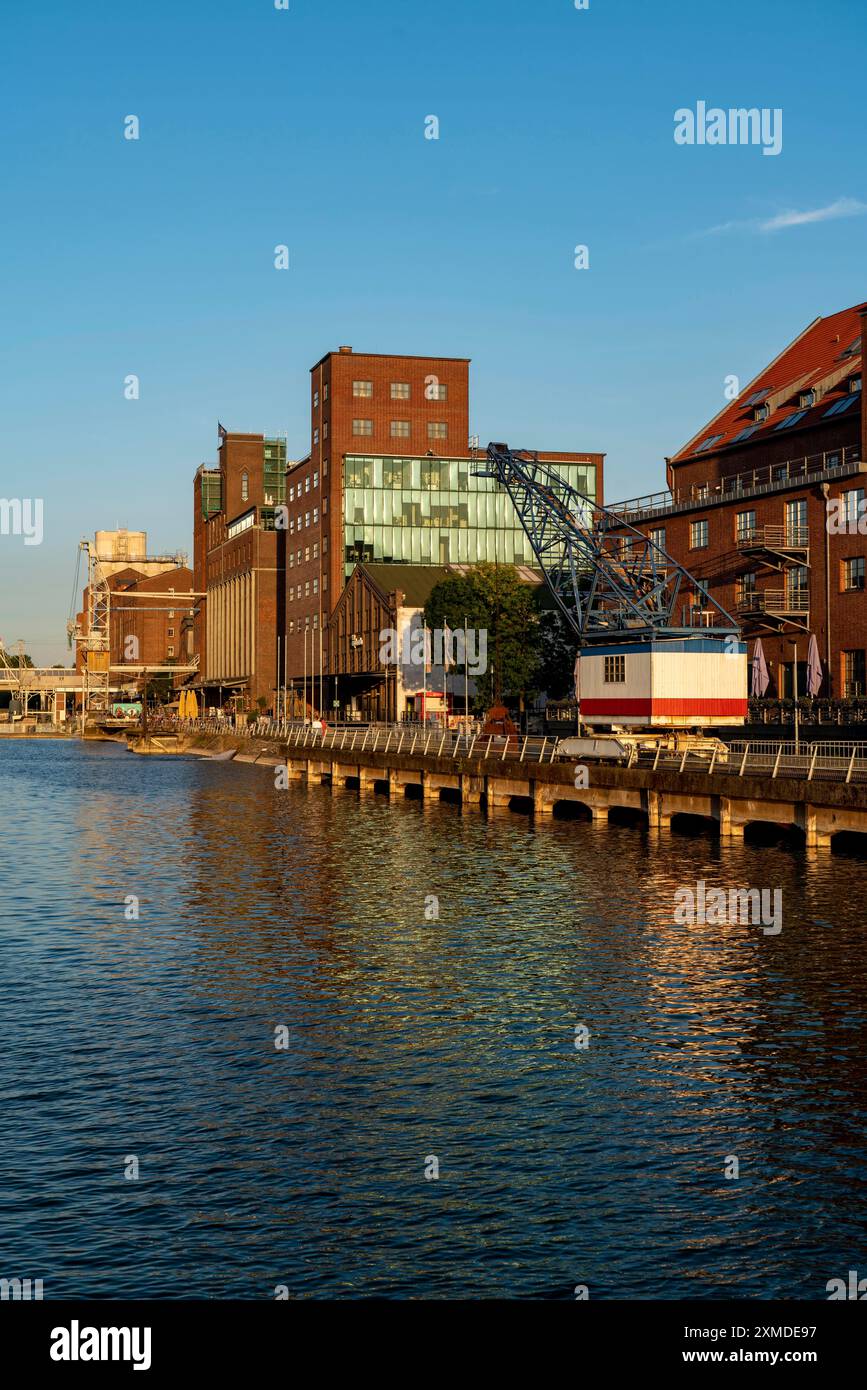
<box><xmin>735</xmin><ymin>523</ymin><xmax>810</xmax><ymax>634</ymax></box>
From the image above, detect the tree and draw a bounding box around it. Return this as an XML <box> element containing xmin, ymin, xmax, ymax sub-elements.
<box><xmin>535</xmin><ymin>605</ymin><xmax>577</xmax><ymax>700</ymax></box>
<box><xmin>424</xmin><ymin>563</ymin><xmax>540</xmax><ymax>711</ymax></box>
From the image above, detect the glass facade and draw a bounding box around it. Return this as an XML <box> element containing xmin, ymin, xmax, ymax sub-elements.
<box><xmin>342</xmin><ymin>454</ymin><xmax>597</xmax><ymax>574</ymax></box>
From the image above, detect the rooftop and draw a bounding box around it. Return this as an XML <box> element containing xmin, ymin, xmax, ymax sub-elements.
<box><xmin>671</xmin><ymin>301</ymin><xmax>865</xmax><ymax>465</ymax></box>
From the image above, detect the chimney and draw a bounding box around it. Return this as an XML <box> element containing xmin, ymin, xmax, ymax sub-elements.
<box><xmin>338</xmin><ymin>345</ymin><xmax>353</xmax><ymax>354</ymax></box>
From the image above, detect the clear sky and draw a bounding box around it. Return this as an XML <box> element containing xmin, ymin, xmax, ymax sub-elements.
<box><xmin>1</xmin><ymin>0</ymin><xmax>864</xmax><ymax>664</ymax></box>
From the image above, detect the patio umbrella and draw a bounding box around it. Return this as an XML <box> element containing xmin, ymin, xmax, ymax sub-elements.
<box><xmin>751</xmin><ymin>639</ymin><xmax>769</xmax><ymax>697</ymax></box>
<box><xmin>806</xmin><ymin>634</ymin><xmax>823</xmax><ymax>697</ymax></box>
<box><xmin>187</xmin><ymin>689</ymin><xmax>199</xmax><ymax>719</ymax></box>
<box><xmin>178</xmin><ymin>690</ymin><xmax>188</xmax><ymax>718</ymax></box>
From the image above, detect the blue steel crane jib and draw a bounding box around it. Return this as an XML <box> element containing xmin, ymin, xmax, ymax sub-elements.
<box><xmin>475</xmin><ymin>443</ymin><xmax>740</xmax><ymax>647</ymax></box>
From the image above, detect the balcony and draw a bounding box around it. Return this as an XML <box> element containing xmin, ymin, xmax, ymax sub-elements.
<box><xmin>607</xmin><ymin>445</ymin><xmax>863</xmax><ymax>525</ymax></box>
<box><xmin>736</xmin><ymin>525</ymin><xmax>810</xmax><ymax>569</ymax></box>
<box><xmin>736</xmin><ymin>587</ymin><xmax>810</xmax><ymax>631</ymax></box>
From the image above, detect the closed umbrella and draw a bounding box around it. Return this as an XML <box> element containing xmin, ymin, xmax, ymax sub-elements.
<box><xmin>188</xmin><ymin>689</ymin><xmax>199</xmax><ymax>720</ymax></box>
<box><xmin>806</xmin><ymin>634</ymin><xmax>823</xmax><ymax>697</ymax></box>
<box><xmin>751</xmin><ymin>639</ymin><xmax>769</xmax><ymax>697</ymax></box>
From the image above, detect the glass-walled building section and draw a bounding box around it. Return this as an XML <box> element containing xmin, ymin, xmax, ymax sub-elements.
<box><xmin>343</xmin><ymin>454</ymin><xmax>598</xmax><ymax>574</ymax></box>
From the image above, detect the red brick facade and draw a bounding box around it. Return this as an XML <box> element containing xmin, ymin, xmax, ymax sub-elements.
<box><xmin>612</xmin><ymin>303</ymin><xmax>866</xmax><ymax>698</ymax></box>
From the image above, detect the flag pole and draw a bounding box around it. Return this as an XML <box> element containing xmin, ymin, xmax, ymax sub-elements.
<box><xmin>464</xmin><ymin>613</ymin><xmax>469</xmax><ymax>725</ymax></box>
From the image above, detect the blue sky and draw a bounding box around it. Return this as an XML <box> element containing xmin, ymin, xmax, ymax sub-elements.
<box><xmin>1</xmin><ymin>0</ymin><xmax>864</xmax><ymax>663</ymax></box>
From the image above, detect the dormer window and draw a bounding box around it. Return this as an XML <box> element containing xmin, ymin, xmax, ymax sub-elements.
<box><xmin>754</xmin><ymin>404</ymin><xmax>770</xmax><ymax>422</ymax></box>
<box><xmin>799</xmin><ymin>389</ymin><xmax>816</xmax><ymax>409</ymax></box>
<box><xmin>695</xmin><ymin>433</ymin><xmax>723</xmax><ymax>453</ymax></box>
<box><xmin>850</xmin><ymin>376</ymin><xmax>861</xmax><ymax>394</ymax></box>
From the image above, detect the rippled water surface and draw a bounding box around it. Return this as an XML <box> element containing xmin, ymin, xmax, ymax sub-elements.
<box><xmin>1</xmin><ymin>737</ymin><xmax>866</xmax><ymax>1298</ymax></box>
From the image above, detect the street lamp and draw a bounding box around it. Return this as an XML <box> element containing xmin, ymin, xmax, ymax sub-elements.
<box><xmin>789</xmin><ymin>637</ymin><xmax>800</xmax><ymax>756</ymax></box>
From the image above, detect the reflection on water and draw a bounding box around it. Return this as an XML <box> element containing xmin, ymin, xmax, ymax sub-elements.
<box><xmin>1</xmin><ymin>738</ymin><xmax>865</xmax><ymax>1298</ymax></box>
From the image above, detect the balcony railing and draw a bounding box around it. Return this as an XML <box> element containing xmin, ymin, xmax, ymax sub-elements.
<box><xmin>736</xmin><ymin>589</ymin><xmax>809</xmax><ymax>616</ymax></box>
<box><xmin>736</xmin><ymin>525</ymin><xmax>809</xmax><ymax>551</ymax></box>
<box><xmin>608</xmin><ymin>445</ymin><xmax>863</xmax><ymax>523</ymax></box>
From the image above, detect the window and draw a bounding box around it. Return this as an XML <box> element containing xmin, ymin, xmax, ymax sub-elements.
<box><xmin>324</xmin><ymin>458</ymin><xmax>328</xmax><ymax>475</ymax></box>
<box><xmin>353</xmin><ymin>419</ymin><xmax>373</xmax><ymax>435</ymax></box>
<box><xmin>167</xmin><ymin>627</ymin><xmax>175</xmax><ymax>637</ymax></box>
<box><xmin>785</xmin><ymin>565</ymin><xmax>809</xmax><ymax>608</ymax></box>
<box><xmin>732</xmin><ymin>425</ymin><xmax>759</xmax><ymax>443</ymax></box>
<box><xmin>851</xmin><ymin>376</ymin><xmax>862</xmax><ymax>394</ymax></box>
<box><xmin>799</xmin><ymin>389</ymin><xmax>816</xmax><ymax>409</ymax></box>
<box><xmin>313</xmin><ymin>389</ymin><xmax>319</xmax><ymax>409</ymax></box>
<box><xmin>313</xmin><ymin>428</ymin><xmax>319</xmax><ymax>444</ymax></box>
<box><xmin>313</xmin><ymin>578</ymin><xmax>319</xmax><ymax>594</ymax></box>
<box><xmin>695</xmin><ymin>433</ymin><xmax>723</xmax><ymax>453</ymax></box>
<box><xmin>428</xmin><ymin>382</ymin><xmax>447</xmax><ymax>401</ymax></box>
<box><xmin>649</xmin><ymin>527</ymin><xmax>666</xmax><ymax>551</ymax></box>
<box><xmin>844</xmin><ymin>650</ymin><xmax>866</xmax><ymax>697</ymax></box>
<box><xmin>843</xmin><ymin>557</ymin><xmax>865</xmax><ymax>591</ymax></box>
<box><xmin>241</xmin><ymin>471</ymin><xmax>249</xmax><ymax>501</ymax></box>
<box><xmin>168</xmin><ymin>610</ymin><xmax>174</xmax><ymax>618</ymax></box>
<box><xmin>844</xmin><ymin>488</ymin><xmax>865</xmax><ymax>528</ymax></box>
<box><xmin>744</xmin><ymin>388</ymin><xmax>771</xmax><ymax>406</ymax></box>
<box><xmin>289</xmin><ymin>485</ymin><xmax>294</xmax><ymax>502</ymax></box>
<box><xmin>428</xmin><ymin>422</ymin><xmax>448</xmax><ymax>440</ymax></box>
<box><xmin>323</xmin><ymin>496</ymin><xmax>328</xmax><ymax>513</ymax></box>
<box><xmin>391</xmin><ymin>382</ymin><xmax>410</xmax><ymax>399</ymax></box>
<box><xmin>313</xmin><ymin>507</ymin><xmax>319</xmax><ymax>524</ymax></box>
<box><xmin>305</xmin><ymin>477</ymin><xmax>310</xmax><ymax>493</ymax></box>
<box><xmin>391</xmin><ymin>420</ymin><xmax>411</xmax><ymax>437</ymax></box>
<box><xmin>305</xmin><ymin>512</ymin><xmax>310</xmax><ymax>527</ymax></box>
<box><xmin>825</xmin><ymin>394</ymin><xmax>860</xmax><ymax>417</ymax></box>
<box><xmin>305</xmin><ymin>546</ymin><xmax>310</xmax><ymax>562</ymax></box>
<box><xmin>167</xmin><ymin>646</ymin><xmax>175</xmax><ymax>657</ymax></box>
<box><xmin>604</xmin><ymin>654</ymin><xmax>625</xmax><ymax>683</ymax></box>
<box><xmin>323</xmin><ymin>536</ymin><xmax>328</xmax><ymax>553</ymax></box>
<box><xmin>296</xmin><ymin>549</ymin><xmax>301</xmax><ymax>564</ymax></box>
<box><xmin>313</xmin><ymin>614</ymin><xmax>318</xmax><ymax>629</ymax></box>
<box><xmin>324</xmin><ymin>383</ymin><xmax>328</xmax><ymax>400</ymax></box>
<box><xmin>289</xmin><ymin>620</ymin><xmax>294</xmax><ymax>634</ymax></box>
<box><xmin>313</xmin><ymin>542</ymin><xmax>319</xmax><ymax>558</ymax></box>
<box><xmin>289</xmin><ymin>552</ymin><xmax>294</xmax><ymax>567</ymax></box>
<box><xmin>690</xmin><ymin>519</ymin><xmax>709</xmax><ymax>549</ymax></box>
<box><xmin>305</xmin><ymin>580</ymin><xmax>310</xmax><ymax>597</ymax></box>
<box><xmin>737</xmin><ymin>571</ymin><xmax>757</xmax><ymax>604</ymax></box>
<box><xmin>785</xmin><ymin>499</ymin><xmax>807</xmax><ymax>544</ymax></box>
<box><xmin>313</xmin><ymin>471</ymin><xmax>318</xmax><ymax>489</ymax></box>
<box><xmin>774</xmin><ymin>409</ymin><xmax>807</xmax><ymax>430</ymax></box>
<box><xmin>736</xmin><ymin>510</ymin><xmax>756</xmax><ymax>542</ymax></box>
<box><xmin>353</xmin><ymin>380</ymin><xmax>373</xmax><ymax>398</ymax></box>
<box><xmin>754</xmin><ymin>404</ymin><xmax>770</xmax><ymax>422</ymax></box>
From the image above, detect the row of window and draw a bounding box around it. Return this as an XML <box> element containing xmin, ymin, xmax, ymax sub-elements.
<box><xmin>288</xmin><ymin>578</ymin><xmax>323</xmax><ymax>600</ymax></box>
<box><xmin>289</xmin><ymin>471</ymin><xmax>319</xmax><ymax>500</ymax></box>
<box><xmin>287</xmin><ymin>542</ymin><xmax>323</xmax><ymax>567</ymax></box>
<box><xmin>697</xmin><ymin>379</ymin><xmax>861</xmax><ymax>451</ymax></box>
<box><xmin>350</xmin><ymin>380</ymin><xmax>448</xmax><ymax>401</ymax></box>
<box><xmin>352</xmin><ymin>420</ymin><xmax>449</xmax><ymax>440</ymax></box>
<box><xmin>288</xmin><ymin>505</ymin><xmax>322</xmax><ymax>534</ymax></box>
<box><xmin>288</xmin><ymin>615</ymin><xmax>320</xmax><ymax>632</ymax></box>
<box><xmin>685</xmin><ymin>491</ymin><xmax>866</xmax><ymax>551</ymax></box>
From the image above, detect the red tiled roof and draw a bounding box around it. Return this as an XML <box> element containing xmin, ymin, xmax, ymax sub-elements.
<box><xmin>671</xmin><ymin>301</ymin><xmax>865</xmax><ymax>464</ymax></box>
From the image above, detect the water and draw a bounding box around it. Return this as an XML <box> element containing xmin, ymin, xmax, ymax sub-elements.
<box><xmin>1</xmin><ymin>737</ymin><xmax>865</xmax><ymax>1299</ymax></box>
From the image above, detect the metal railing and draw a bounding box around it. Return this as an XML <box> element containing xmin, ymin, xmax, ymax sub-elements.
<box><xmin>736</xmin><ymin>525</ymin><xmax>809</xmax><ymax>550</ymax></box>
<box><xmin>608</xmin><ymin>446</ymin><xmax>863</xmax><ymax>523</ymax></box>
<box><xmin>736</xmin><ymin>589</ymin><xmax>809</xmax><ymax>615</ymax></box>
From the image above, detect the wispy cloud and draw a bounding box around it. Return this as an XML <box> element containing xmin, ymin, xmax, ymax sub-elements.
<box><xmin>692</xmin><ymin>197</ymin><xmax>867</xmax><ymax>239</ymax></box>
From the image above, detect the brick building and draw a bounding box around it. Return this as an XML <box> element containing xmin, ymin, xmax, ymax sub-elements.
<box><xmin>76</xmin><ymin>531</ymin><xmax>194</xmax><ymax>693</ymax></box>
<box><xmin>285</xmin><ymin>346</ymin><xmax>603</xmax><ymax>703</ymax></box>
<box><xmin>194</xmin><ymin>432</ymin><xmax>288</xmax><ymax>709</ymax></box>
<box><xmin>610</xmin><ymin>301</ymin><xmax>866</xmax><ymax>698</ymax></box>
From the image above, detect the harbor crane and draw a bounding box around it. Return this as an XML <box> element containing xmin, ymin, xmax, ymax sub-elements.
<box><xmin>475</xmin><ymin>443</ymin><xmax>747</xmax><ymax>734</ymax></box>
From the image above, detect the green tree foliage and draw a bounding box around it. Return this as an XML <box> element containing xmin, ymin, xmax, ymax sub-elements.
<box><xmin>424</xmin><ymin>563</ymin><xmax>541</xmax><ymax>709</ymax></box>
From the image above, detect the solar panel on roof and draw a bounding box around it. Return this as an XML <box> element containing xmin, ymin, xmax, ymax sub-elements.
<box><xmin>774</xmin><ymin>409</ymin><xmax>808</xmax><ymax>430</ymax></box>
<box><xmin>744</xmin><ymin>388</ymin><xmax>771</xmax><ymax>405</ymax></box>
<box><xmin>732</xmin><ymin>425</ymin><xmax>759</xmax><ymax>443</ymax></box>
<box><xmin>695</xmin><ymin>433</ymin><xmax>723</xmax><ymax>453</ymax></box>
<box><xmin>824</xmin><ymin>393</ymin><xmax>860</xmax><ymax>417</ymax></box>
